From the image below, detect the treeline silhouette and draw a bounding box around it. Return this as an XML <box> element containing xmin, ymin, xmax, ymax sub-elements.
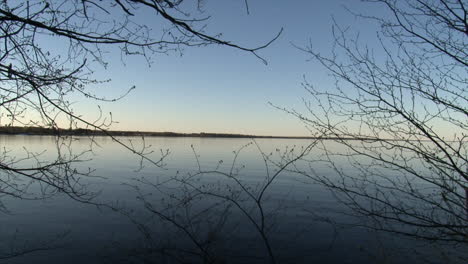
<box><xmin>0</xmin><ymin>126</ymin><xmax>296</xmax><ymax>139</ymax></box>
<box><xmin>0</xmin><ymin>126</ymin><xmax>386</xmax><ymax>141</ymax></box>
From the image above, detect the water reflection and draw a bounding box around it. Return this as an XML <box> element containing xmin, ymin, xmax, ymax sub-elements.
<box><xmin>0</xmin><ymin>135</ymin><xmax>463</xmax><ymax>263</ymax></box>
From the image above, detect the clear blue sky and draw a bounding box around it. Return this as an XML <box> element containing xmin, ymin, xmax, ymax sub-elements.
<box><xmin>68</xmin><ymin>0</ymin><xmax>387</xmax><ymax>137</ymax></box>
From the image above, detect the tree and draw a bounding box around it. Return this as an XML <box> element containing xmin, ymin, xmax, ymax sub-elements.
<box><xmin>115</xmin><ymin>141</ymin><xmax>317</xmax><ymax>264</ymax></box>
<box><xmin>285</xmin><ymin>0</ymin><xmax>467</xmax><ymax>261</ymax></box>
<box><xmin>0</xmin><ymin>0</ymin><xmax>279</xmax><ymax>259</ymax></box>
<box><xmin>0</xmin><ymin>0</ymin><xmax>280</xmax><ymax>206</ymax></box>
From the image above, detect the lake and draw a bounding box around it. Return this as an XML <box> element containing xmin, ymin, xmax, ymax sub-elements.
<box><xmin>0</xmin><ymin>135</ymin><xmax>464</xmax><ymax>263</ymax></box>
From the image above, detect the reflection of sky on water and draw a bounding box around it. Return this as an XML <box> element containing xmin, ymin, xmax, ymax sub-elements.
<box><xmin>0</xmin><ymin>136</ymin><xmax>461</xmax><ymax>263</ymax></box>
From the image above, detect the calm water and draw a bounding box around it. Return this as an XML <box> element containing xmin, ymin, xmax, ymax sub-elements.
<box><xmin>0</xmin><ymin>135</ymin><xmax>461</xmax><ymax>263</ymax></box>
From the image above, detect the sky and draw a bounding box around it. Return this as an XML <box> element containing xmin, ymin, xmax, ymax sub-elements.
<box><xmin>65</xmin><ymin>0</ymin><xmax>387</xmax><ymax>137</ymax></box>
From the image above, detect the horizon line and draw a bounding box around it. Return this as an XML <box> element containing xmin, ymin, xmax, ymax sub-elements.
<box><xmin>0</xmin><ymin>125</ymin><xmax>406</xmax><ymax>141</ymax></box>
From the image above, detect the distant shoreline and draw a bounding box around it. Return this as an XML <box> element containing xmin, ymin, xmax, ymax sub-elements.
<box><xmin>0</xmin><ymin>126</ymin><xmax>380</xmax><ymax>141</ymax></box>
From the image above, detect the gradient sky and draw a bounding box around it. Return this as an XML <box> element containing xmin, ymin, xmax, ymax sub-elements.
<box><xmin>68</xmin><ymin>0</ymin><xmax>388</xmax><ymax>137</ymax></box>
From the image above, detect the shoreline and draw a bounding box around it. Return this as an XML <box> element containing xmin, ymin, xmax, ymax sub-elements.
<box><xmin>0</xmin><ymin>126</ymin><xmax>378</xmax><ymax>141</ymax></box>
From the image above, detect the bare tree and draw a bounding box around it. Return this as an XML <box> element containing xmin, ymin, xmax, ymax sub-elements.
<box><xmin>281</xmin><ymin>0</ymin><xmax>467</xmax><ymax>261</ymax></box>
<box><xmin>0</xmin><ymin>0</ymin><xmax>280</xmax><ymax>207</ymax></box>
<box><xmin>113</xmin><ymin>140</ymin><xmax>318</xmax><ymax>264</ymax></box>
<box><xmin>0</xmin><ymin>0</ymin><xmax>280</xmax><ymax>260</ymax></box>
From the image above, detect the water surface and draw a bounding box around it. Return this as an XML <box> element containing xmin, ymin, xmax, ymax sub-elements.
<box><xmin>0</xmin><ymin>135</ymin><xmax>459</xmax><ymax>263</ymax></box>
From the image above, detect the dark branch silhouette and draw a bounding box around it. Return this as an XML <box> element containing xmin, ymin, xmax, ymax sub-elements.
<box><xmin>280</xmin><ymin>0</ymin><xmax>467</xmax><ymax>261</ymax></box>
<box><xmin>0</xmin><ymin>0</ymin><xmax>280</xmax><ymax>260</ymax></box>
